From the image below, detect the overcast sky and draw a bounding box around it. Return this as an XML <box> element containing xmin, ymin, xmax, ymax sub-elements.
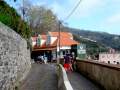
<box><xmin>5</xmin><ymin>0</ymin><xmax>120</xmax><ymax>35</ymax></box>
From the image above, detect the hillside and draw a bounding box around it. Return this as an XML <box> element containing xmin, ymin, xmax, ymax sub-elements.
<box><xmin>64</xmin><ymin>27</ymin><xmax>120</xmax><ymax>51</ymax></box>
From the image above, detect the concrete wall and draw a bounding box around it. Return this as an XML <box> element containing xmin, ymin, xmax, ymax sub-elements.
<box><xmin>76</xmin><ymin>60</ymin><xmax>120</xmax><ymax>90</ymax></box>
<box><xmin>0</xmin><ymin>22</ymin><xmax>31</xmax><ymax>90</ymax></box>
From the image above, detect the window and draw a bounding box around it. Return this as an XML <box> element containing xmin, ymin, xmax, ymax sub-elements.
<box><xmin>117</xmin><ymin>62</ymin><xmax>119</xmax><ymax>64</ymax></box>
<box><xmin>108</xmin><ymin>61</ymin><xmax>110</xmax><ymax>64</ymax></box>
<box><xmin>63</xmin><ymin>51</ymin><xmax>65</xmax><ymax>55</ymax></box>
<box><xmin>113</xmin><ymin>61</ymin><xmax>116</xmax><ymax>63</ymax></box>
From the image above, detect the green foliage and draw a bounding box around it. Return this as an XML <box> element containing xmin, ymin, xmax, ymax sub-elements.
<box><xmin>0</xmin><ymin>1</ymin><xmax>31</xmax><ymax>39</ymax></box>
<box><xmin>73</xmin><ymin>34</ymin><xmax>108</xmax><ymax>55</ymax></box>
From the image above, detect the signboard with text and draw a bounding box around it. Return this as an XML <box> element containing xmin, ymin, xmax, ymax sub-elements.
<box><xmin>77</xmin><ymin>44</ymin><xmax>86</xmax><ymax>59</ymax></box>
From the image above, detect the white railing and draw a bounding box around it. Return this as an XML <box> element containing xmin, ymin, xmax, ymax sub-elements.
<box><xmin>57</xmin><ymin>64</ymin><xmax>73</xmax><ymax>90</ymax></box>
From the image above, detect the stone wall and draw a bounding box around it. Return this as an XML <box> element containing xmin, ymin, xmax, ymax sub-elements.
<box><xmin>0</xmin><ymin>22</ymin><xmax>31</xmax><ymax>90</ymax></box>
<box><xmin>76</xmin><ymin>60</ymin><xmax>120</xmax><ymax>90</ymax></box>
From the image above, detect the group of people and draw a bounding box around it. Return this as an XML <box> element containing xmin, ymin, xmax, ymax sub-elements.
<box><xmin>36</xmin><ymin>55</ymin><xmax>48</xmax><ymax>64</ymax></box>
<box><xmin>63</xmin><ymin>52</ymin><xmax>76</xmax><ymax>72</ymax></box>
<box><xmin>35</xmin><ymin>52</ymin><xmax>77</xmax><ymax>72</ymax></box>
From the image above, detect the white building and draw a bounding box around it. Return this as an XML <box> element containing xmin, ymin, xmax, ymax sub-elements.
<box><xmin>31</xmin><ymin>32</ymin><xmax>79</xmax><ymax>61</ymax></box>
<box><xmin>99</xmin><ymin>53</ymin><xmax>120</xmax><ymax>64</ymax></box>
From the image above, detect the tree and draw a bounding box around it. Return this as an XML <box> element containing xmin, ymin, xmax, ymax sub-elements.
<box><xmin>25</xmin><ymin>6</ymin><xmax>58</xmax><ymax>35</ymax></box>
<box><xmin>8</xmin><ymin>0</ymin><xmax>61</xmax><ymax>35</ymax></box>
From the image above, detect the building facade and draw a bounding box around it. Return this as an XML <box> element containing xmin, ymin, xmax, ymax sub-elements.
<box><xmin>99</xmin><ymin>53</ymin><xmax>120</xmax><ymax>64</ymax></box>
<box><xmin>31</xmin><ymin>32</ymin><xmax>79</xmax><ymax>62</ymax></box>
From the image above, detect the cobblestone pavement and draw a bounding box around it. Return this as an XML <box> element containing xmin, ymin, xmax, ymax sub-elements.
<box><xmin>19</xmin><ymin>63</ymin><xmax>58</xmax><ymax>90</ymax></box>
<box><xmin>67</xmin><ymin>72</ymin><xmax>101</xmax><ymax>90</ymax></box>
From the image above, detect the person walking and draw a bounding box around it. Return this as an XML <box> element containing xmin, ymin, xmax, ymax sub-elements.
<box><xmin>71</xmin><ymin>52</ymin><xmax>76</xmax><ymax>71</ymax></box>
<box><xmin>41</xmin><ymin>55</ymin><xmax>44</xmax><ymax>63</ymax></box>
<box><xmin>43</xmin><ymin>54</ymin><xmax>48</xmax><ymax>64</ymax></box>
<box><xmin>63</xmin><ymin>54</ymin><xmax>73</xmax><ymax>72</ymax></box>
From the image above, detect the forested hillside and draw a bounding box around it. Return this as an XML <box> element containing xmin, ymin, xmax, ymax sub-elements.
<box><xmin>66</xmin><ymin>27</ymin><xmax>120</xmax><ymax>51</ymax></box>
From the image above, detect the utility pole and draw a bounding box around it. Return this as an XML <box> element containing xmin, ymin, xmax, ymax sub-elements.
<box><xmin>57</xmin><ymin>21</ymin><xmax>61</xmax><ymax>64</ymax></box>
<box><xmin>22</xmin><ymin>0</ymin><xmax>25</xmax><ymax>20</ymax></box>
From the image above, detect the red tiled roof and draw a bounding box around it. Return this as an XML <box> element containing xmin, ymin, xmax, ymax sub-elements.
<box><xmin>41</xmin><ymin>35</ymin><xmax>47</xmax><ymax>39</ymax></box>
<box><xmin>33</xmin><ymin>38</ymin><xmax>57</xmax><ymax>48</ymax></box>
<box><xmin>32</xmin><ymin>32</ymin><xmax>79</xmax><ymax>51</ymax></box>
<box><xmin>58</xmin><ymin>37</ymin><xmax>79</xmax><ymax>46</ymax></box>
<box><xmin>49</xmin><ymin>32</ymin><xmax>78</xmax><ymax>46</ymax></box>
<box><xmin>32</xmin><ymin>35</ymin><xmax>47</xmax><ymax>42</ymax></box>
<box><xmin>51</xmin><ymin>39</ymin><xmax>58</xmax><ymax>46</ymax></box>
<box><xmin>49</xmin><ymin>32</ymin><xmax>72</xmax><ymax>38</ymax></box>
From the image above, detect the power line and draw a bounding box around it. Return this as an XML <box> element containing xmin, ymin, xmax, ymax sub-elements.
<box><xmin>63</xmin><ymin>0</ymin><xmax>82</xmax><ymax>22</ymax></box>
<box><xmin>57</xmin><ymin>1</ymin><xmax>82</xmax><ymax>63</ymax></box>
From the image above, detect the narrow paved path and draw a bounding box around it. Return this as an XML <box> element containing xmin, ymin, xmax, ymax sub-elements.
<box><xmin>19</xmin><ymin>63</ymin><xmax>58</xmax><ymax>90</ymax></box>
<box><xmin>67</xmin><ymin>72</ymin><xmax>101</xmax><ymax>90</ymax></box>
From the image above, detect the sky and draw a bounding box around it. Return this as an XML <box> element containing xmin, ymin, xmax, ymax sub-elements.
<box><xmin>5</xmin><ymin>0</ymin><xmax>120</xmax><ymax>35</ymax></box>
